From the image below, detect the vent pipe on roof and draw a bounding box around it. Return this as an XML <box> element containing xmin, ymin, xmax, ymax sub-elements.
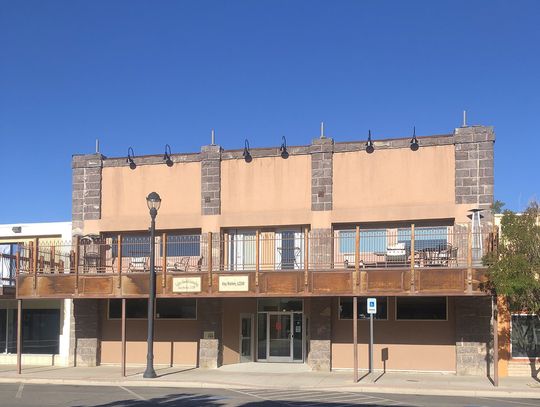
<box><xmin>320</xmin><ymin>121</ymin><xmax>325</xmax><ymax>139</ymax></box>
<box><xmin>462</xmin><ymin>110</ymin><xmax>467</xmax><ymax>127</ymax></box>
<box><xmin>211</xmin><ymin>129</ymin><xmax>215</xmax><ymax>145</ymax></box>
<box><xmin>96</xmin><ymin>139</ymin><xmax>100</xmax><ymax>154</ymax></box>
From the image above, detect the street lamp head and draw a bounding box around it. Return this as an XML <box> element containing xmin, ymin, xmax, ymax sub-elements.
<box><xmin>146</xmin><ymin>192</ymin><xmax>162</xmax><ymax>212</ymax></box>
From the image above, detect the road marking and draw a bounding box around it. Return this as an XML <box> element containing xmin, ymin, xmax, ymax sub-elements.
<box><xmin>118</xmin><ymin>386</ymin><xmax>146</xmax><ymax>401</ymax></box>
<box><xmin>15</xmin><ymin>383</ymin><xmax>24</xmax><ymax>399</ymax></box>
<box><xmin>230</xmin><ymin>389</ymin><xmax>291</xmax><ymax>405</ymax></box>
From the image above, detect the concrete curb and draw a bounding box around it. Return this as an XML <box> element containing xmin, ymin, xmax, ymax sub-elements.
<box><xmin>0</xmin><ymin>377</ymin><xmax>538</xmax><ymax>399</ymax></box>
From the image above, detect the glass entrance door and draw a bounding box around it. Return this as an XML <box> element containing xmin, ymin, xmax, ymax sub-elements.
<box><xmin>268</xmin><ymin>312</ymin><xmax>292</xmax><ymax>362</ymax></box>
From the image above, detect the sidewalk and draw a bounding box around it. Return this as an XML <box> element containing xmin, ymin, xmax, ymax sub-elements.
<box><xmin>0</xmin><ymin>363</ymin><xmax>538</xmax><ymax>399</ymax></box>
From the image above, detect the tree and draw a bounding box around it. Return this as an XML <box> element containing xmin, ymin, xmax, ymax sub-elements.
<box><xmin>491</xmin><ymin>200</ymin><xmax>505</xmax><ymax>214</ymax></box>
<box><xmin>485</xmin><ymin>201</ymin><xmax>540</xmax><ymax>379</ymax></box>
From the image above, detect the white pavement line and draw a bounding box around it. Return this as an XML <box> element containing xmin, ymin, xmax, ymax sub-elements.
<box><xmin>229</xmin><ymin>388</ymin><xmax>290</xmax><ymax>405</ymax></box>
<box><xmin>15</xmin><ymin>383</ymin><xmax>24</xmax><ymax>399</ymax></box>
<box><xmin>119</xmin><ymin>386</ymin><xmax>147</xmax><ymax>401</ymax></box>
<box><xmin>157</xmin><ymin>394</ymin><xmax>195</xmax><ymax>404</ymax></box>
<box><xmin>477</xmin><ymin>396</ymin><xmax>540</xmax><ymax>407</ymax></box>
<box><xmin>271</xmin><ymin>391</ymin><xmax>328</xmax><ymax>399</ymax></box>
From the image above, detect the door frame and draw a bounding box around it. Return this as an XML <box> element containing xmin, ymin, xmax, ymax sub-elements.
<box><xmin>266</xmin><ymin>311</ymin><xmax>293</xmax><ymax>362</ymax></box>
<box><xmin>239</xmin><ymin>313</ymin><xmax>254</xmax><ymax>363</ymax></box>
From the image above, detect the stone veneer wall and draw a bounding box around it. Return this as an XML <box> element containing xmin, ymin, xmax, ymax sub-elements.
<box><xmin>308</xmin><ymin>297</ymin><xmax>332</xmax><ymax>371</ymax></box>
<box><xmin>310</xmin><ymin>138</ymin><xmax>334</xmax><ymax>211</ymax></box>
<box><xmin>454</xmin><ymin>126</ymin><xmax>495</xmax><ymax>222</ymax></box>
<box><xmin>455</xmin><ymin>296</ymin><xmax>493</xmax><ymax>376</ymax></box>
<box><xmin>201</xmin><ymin>145</ymin><xmax>222</xmax><ymax>216</ymax></box>
<box><xmin>72</xmin><ymin>154</ymin><xmax>104</xmax><ymax>236</ymax></box>
<box><xmin>198</xmin><ymin>299</ymin><xmax>223</xmax><ymax>368</ymax></box>
<box><xmin>69</xmin><ymin>299</ymin><xmax>101</xmax><ymax>367</ymax></box>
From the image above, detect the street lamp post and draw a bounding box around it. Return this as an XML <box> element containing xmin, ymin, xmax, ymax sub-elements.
<box><xmin>143</xmin><ymin>192</ymin><xmax>161</xmax><ymax>379</ymax></box>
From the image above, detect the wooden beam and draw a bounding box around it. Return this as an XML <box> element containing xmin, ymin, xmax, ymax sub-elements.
<box><xmin>17</xmin><ymin>299</ymin><xmax>22</xmax><ymax>374</ymax></box>
<box><xmin>74</xmin><ymin>236</ymin><xmax>80</xmax><ymax>294</ymax></box>
<box><xmin>162</xmin><ymin>233</ymin><xmax>167</xmax><ymax>288</ymax></box>
<box><xmin>467</xmin><ymin>224</ymin><xmax>473</xmax><ymax>293</ymax></box>
<box><xmin>50</xmin><ymin>244</ymin><xmax>55</xmax><ymax>273</ymax></box>
<box><xmin>121</xmin><ymin>298</ymin><xmax>126</xmax><ymax>377</ymax></box>
<box><xmin>355</xmin><ymin>226</ymin><xmax>360</xmax><ymax>288</ymax></box>
<box><xmin>15</xmin><ymin>250</ymin><xmax>20</xmax><ymax>297</ymax></box>
<box><xmin>353</xmin><ymin>296</ymin><xmax>358</xmax><ymax>383</ymax></box>
<box><xmin>117</xmin><ymin>234</ymin><xmax>122</xmax><ymax>290</ymax></box>
<box><xmin>410</xmin><ymin>224</ymin><xmax>415</xmax><ymax>293</ymax></box>
<box><xmin>255</xmin><ymin>230</ymin><xmax>260</xmax><ymax>287</ymax></box>
<box><xmin>304</xmin><ymin>228</ymin><xmax>309</xmax><ymax>289</ymax></box>
<box><xmin>207</xmin><ymin>232</ymin><xmax>213</xmax><ymax>287</ymax></box>
<box><xmin>32</xmin><ymin>239</ymin><xmax>38</xmax><ymax>290</ymax></box>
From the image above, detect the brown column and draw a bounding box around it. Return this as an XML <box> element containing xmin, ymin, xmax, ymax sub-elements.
<box><xmin>121</xmin><ymin>298</ymin><xmax>126</xmax><ymax>377</ymax></box>
<box><xmin>17</xmin><ymin>299</ymin><xmax>22</xmax><ymax>374</ymax></box>
<box><xmin>353</xmin><ymin>296</ymin><xmax>358</xmax><ymax>382</ymax></box>
<box><xmin>307</xmin><ymin>297</ymin><xmax>332</xmax><ymax>371</ymax></box>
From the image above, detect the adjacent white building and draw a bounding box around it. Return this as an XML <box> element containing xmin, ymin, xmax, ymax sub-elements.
<box><xmin>0</xmin><ymin>221</ymin><xmax>72</xmax><ymax>366</ymax></box>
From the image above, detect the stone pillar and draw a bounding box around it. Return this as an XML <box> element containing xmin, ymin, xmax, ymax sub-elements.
<box><xmin>198</xmin><ymin>298</ymin><xmax>223</xmax><ymax>368</ymax></box>
<box><xmin>310</xmin><ymin>138</ymin><xmax>334</xmax><ymax>211</ymax></box>
<box><xmin>72</xmin><ymin>153</ymin><xmax>105</xmax><ymax>236</ymax></box>
<box><xmin>455</xmin><ymin>296</ymin><xmax>492</xmax><ymax>375</ymax></box>
<box><xmin>308</xmin><ymin>297</ymin><xmax>332</xmax><ymax>371</ymax></box>
<box><xmin>201</xmin><ymin>145</ymin><xmax>222</xmax><ymax>216</ymax></box>
<box><xmin>454</xmin><ymin>126</ymin><xmax>495</xmax><ymax>224</ymax></box>
<box><xmin>70</xmin><ymin>299</ymin><xmax>101</xmax><ymax>367</ymax></box>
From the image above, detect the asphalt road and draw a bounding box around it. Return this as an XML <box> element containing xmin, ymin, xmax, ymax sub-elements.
<box><xmin>0</xmin><ymin>383</ymin><xmax>537</xmax><ymax>407</ymax></box>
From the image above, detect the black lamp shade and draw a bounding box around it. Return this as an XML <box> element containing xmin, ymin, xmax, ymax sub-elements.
<box><xmin>146</xmin><ymin>192</ymin><xmax>162</xmax><ymax>211</ymax></box>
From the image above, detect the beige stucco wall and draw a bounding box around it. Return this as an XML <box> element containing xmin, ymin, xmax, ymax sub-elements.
<box><xmin>331</xmin><ymin>297</ymin><xmax>456</xmax><ymax>372</ymax></box>
<box><xmin>333</xmin><ymin>146</ymin><xmax>457</xmax><ymax>223</ymax></box>
<box><xmin>221</xmin><ymin>156</ymin><xmax>311</xmax><ymax>227</ymax></box>
<box><xmin>99</xmin><ymin>163</ymin><xmax>202</xmax><ymax>232</ymax></box>
<box><xmin>222</xmin><ymin>298</ymin><xmax>257</xmax><ymax>365</ymax></box>
<box><xmin>99</xmin><ymin>302</ymin><xmax>199</xmax><ymax>366</ymax></box>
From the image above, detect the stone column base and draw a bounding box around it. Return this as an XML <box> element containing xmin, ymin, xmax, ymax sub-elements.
<box><xmin>199</xmin><ymin>338</ymin><xmax>221</xmax><ymax>368</ymax></box>
<box><xmin>308</xmin><ymin>339</ymin><xmax>331</xmax><ymax>371</ymax></box>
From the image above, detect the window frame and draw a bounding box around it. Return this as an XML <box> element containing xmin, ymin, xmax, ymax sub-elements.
<box><xmin>395</xmin><ymin>296</ymin><xmax>448</xmax><ymax>321</ymax></box>
<box><xmin>338</xmin><ymin>296</ymin><xmax>389</xmax><ymax>321</ymax></box>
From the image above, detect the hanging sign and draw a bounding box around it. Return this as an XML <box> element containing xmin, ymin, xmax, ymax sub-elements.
<box><xmin>219</xmin><ymin>275</ymin><xmax>249</xmax><ymax>292</ymax></box>
<box><xmin>172</xmin><ymin>277</ymin><xmax>202</xmax><ymax>293</ymax></box>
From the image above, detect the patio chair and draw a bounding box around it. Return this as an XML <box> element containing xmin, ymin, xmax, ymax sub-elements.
<box><xmin>128</xmin><ymin>256</ymin><xmax>149</xmax><ymax>272</ymax></box>
<box><xmin>386</xmin><ymin>243</ymin><xmax>407</xmax><ymax>267</ymax></box>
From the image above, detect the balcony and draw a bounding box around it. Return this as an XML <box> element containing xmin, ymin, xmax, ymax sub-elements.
<box><xmin>0</xmin><ymin>244</ymin><xmax>17</xmax><ymax>297</ymax></box>
<box><xmin>15</xmin><ymin>226</ymin><xmax>494</xmax><ymax>299</ymax></box>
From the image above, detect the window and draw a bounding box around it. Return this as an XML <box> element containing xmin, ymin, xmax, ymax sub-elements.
<box><xmin>156</xmin><ymin>298</ymin><xmax>197</xmax><ymax>319</ymax></box>
<box><xmin>111</xmin><ymin>235</ymin><xmax>150</xmax><ymax>258</ymax></box>
<box><xmin>22</xmin><ymin>309</ymin><xmax>60</xmax><ymax>354</ymax></box>
<box><xmin>339</xmin><ymin>297</ymin><xmax>388</xmax><ymax>320</ymax></box>
<box><xmin>164</xmin><ymin>235</ymin><xmax>200</xmax><ymax>257</ymax></box>
<box><xmin>396</xmin><ymin>297</ymin><xmax>447</xmax><ymax>320</ymax></box>
<box><xmin>398</xmin><ymin>227</ymin><xmax>448</xmax><ymax>252</ymax></box>
<box><xmin>0</xmin><ymin>243</ymin><xmax>18</xmax><ymax>286</ymax></box>
<box><xmin>338</xmin><ymin>229</ymin><xmax>387</xmax><ymax>253</ymax></box>
<box><xmin>108</xmin><ymin>299</ymin><xmax>148</xmax><ymax>319</ymax></box>
<box><xmin>511</xmin><ymin>315</ymin><xmax>540</xmax><ymax>358</ymax></box>
<box><xmin>108</xmin><ymin>298</ymin><xmax>197</xmax><ymax>319</ymax></box>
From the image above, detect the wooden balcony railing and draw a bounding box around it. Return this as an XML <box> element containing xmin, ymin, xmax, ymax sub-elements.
<box><xmin>14</xmin><ymin>226</ymin><xmax>494</xmax><ymax>299</ymax></box>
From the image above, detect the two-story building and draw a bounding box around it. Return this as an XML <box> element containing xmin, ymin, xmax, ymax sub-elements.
<box><xmin>15</xmin><ymin>125</ymin><xmax>497</xmax><ymax>377</ymax></box>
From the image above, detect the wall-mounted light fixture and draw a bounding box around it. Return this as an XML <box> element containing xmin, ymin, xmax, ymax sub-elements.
<box><xmin>12</xmin><ymin>226</ymin><xmax>22</xmax><ymax>233</ymax></box>
<box><xmin>280</xmin><ymin>136</ymin><xmax>289</xmax><ymax>159</ymax></box>
<box><xmin>163</xmin><ymin>144</ymin><xmax>173</xmax><ymax>167</ymax></box>
<box><xmin>365</xmin><ymin>130</ymin><xmax>375</xmax><ymax>154</ymax></box>
<box><xmin>243</xmin><ymin>139</ymin><xmax>252</xmax><ymax>163</ymax></box>
<box><xmin>127</xmin><ymin>147</ymin><xmax>136</xmax><ymax>169</ymax></box>
<box><xmin>410</xmin><ymin>126</ymin><xmax>419</xmax><ymax>151</ymax></box>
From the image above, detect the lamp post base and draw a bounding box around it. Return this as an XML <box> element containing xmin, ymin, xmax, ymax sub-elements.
<box><xmin>143</xmin><ymin>367</ymin><xmax>157</xmax><ymax>379</ymax></box>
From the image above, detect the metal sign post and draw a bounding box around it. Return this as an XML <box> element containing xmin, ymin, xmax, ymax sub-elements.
<box><xmin>367</xmin><ymin>298</ymin><xmax>377</xmax><ymax>375</ymax></box>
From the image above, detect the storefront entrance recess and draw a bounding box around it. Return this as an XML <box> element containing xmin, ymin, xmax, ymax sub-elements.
<box><xmin>257</xmin><ymin>298</ymin><xmax>303</xmax><ymax>363</ymax></box>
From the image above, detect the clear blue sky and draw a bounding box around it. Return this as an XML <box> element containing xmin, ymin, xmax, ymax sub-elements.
<box><xmin>1</xmin><ymin>0</ymin><xmax>538</xmax><ymax>223</ymax></box>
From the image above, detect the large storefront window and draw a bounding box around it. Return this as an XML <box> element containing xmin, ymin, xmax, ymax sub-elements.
<box><xmin>0</xmin><ymin>308</ymin><xmax>60</xmax><ymax>354</ymax></box>
<box><xmin>396</xmin><ymin>297</ymin><xmax>447</xmax><ymax>320</ymax></box>
<box><xmin>511</xmin><ymin>315</ymin><xmax>540</xmax><ymax>358</ymax></box>
<box><xmin>108</xmin><ymin>298</ymin><xmax>197</xmax><ymax>319</ymax></box>
<box><xmin>339</xmin><ymin>297</ymin><xmax>388</xmax><ymax>320</ymax></box>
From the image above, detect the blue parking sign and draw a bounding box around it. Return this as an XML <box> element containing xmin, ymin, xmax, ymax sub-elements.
<box><xmin>367</xmin><ymin>298</ymin><xmax>377</xmax><ymax>314</ymax></box>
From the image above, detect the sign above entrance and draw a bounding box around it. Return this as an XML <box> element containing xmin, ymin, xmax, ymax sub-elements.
<box><xmin>367</xmin><ymin>297</ymin><xmax>377</xmax><ymax>314</ymax></box>
<box><xmin>172</xmin><ymin>277</ymin><xmax>202</xmax><ymax>293</ymax></box>
<box><xmin>219</xmin><ymin>275</ymin><xmax>249</xmax><ymax>292</ymax></box>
